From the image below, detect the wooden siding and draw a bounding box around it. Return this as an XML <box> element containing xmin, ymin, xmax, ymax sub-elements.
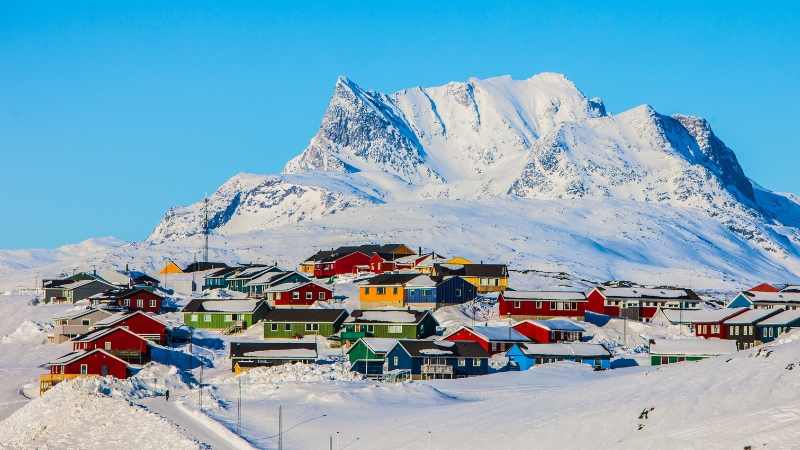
<box><xmin>270</xmin><ymin>283</ymin><xmax>333</xmax><ymax>306</ymax></box>
<box><xmin>73</xmin><ymin>328</ymin><xmax>149</xmax><ymax>354</ymax></box>
<box><xmin>360</xmin><ymin>285</ymin><xmax>405</xmax><ymax>308</ymax></box>
<box><xmin>51</xmin><ymin>351</ymin><xmax>128</xmax><ymax>378</ymax></box>
<box><xmin>500</xmin><ymin>293</ymin><xmax>586</xmax><ymax>319</ymax></box>
<box><xmin>111</xmin><ymin>313</ymin><xmax>167</xmax><ymax>343</ymax></box>
<box><xmin>461</xmin><ymin>276</ymin><xmax>508</xmax><ymax>294</ymax></box>
<box><xmin>263</xmin><ymin>321</ymin><xmax>341</xmax><ymax>338</ymax></box>
<box><xmin>385</xmin><ymin>345</ymin><xmax>488</xmax><ymax>378</ymax></box>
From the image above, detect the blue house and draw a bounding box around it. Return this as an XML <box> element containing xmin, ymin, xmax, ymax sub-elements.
<box><xmin>506</xmin><ymin>343</ymin><xmax>611</xmax><ymax>371</ymax></box>
<box><xmin>727</xmin><ymin>292</ymin><xmax>753</xmax><ymax>308</ymax></box>
<box><xmin>756</xmin><ymin>310</ymin><xmax>800</xmax><ymax>343</ymax></box>
<box><xmin>385</xmin><ymin>340</ymin><xmax>490</xmax><ymax>380</ymax></box>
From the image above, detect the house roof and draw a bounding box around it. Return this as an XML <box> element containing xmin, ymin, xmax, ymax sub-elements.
<box><xmin>723</xmin><ymin>308</ymin><xmax>783</xmax><ymax>325</ymax></box>
<box><xmin>53</xmin><ymin>308</ymin><xmax>114</xmax><ymax>321</ymax></box>
<box><xmin>345</xmin><ymin>309</ymin><xmax>435</xmax><ymax>325</ymax></box>
<box><xmin>205</xmin><ymin>266</ymin><xmax>241</xmax><ymax>278</ymax></box>
<box><xmin>72</xmin><ymin>325</ymin><xmax>148</xmax><ymax>343</ymax></box>
<box><xmin>741</xmin><ymin>291</ymin><xmax>800</xmax><ymax>304</ymax></box>
<box><xmin>649</xmin><ymin>338</ymin><xmax>737</xmax><ymax>356</ymax></box>
<box><xmin>93</xmin><ymin>310</ymin><xmax>168</xmax><ymax>327</ymax></box>
<box><xmin>227</xmin><ymin>266</ymin><xmax>278</xmax><ymax>280</ymax></box>
<box><xmin>653</xmin><ymin>308</ymin><xmax>706</xmax><ymax>324</ymax></box>
<box><xmin>229</xmin><ymin>341</ymin><xmax>317</xmax><ymax>359</ymax></box>
<box><xmin>517</xmin><ymin>343</ymin><xmax>611</xmax><ymax>357</ymax></box>
<box><xmin>758</xmin><ymin>309</ymin><xmax>800</xmax><ymax>326</ymax></box>
<box><xmin>352</xmin><ymin>338</ymin><xmax>400</xmax><ymax>354</ymax></box>
<box><xmin>364</xmin><ymin>273</ymin><xmax>430</xmax><ymax>286</ymax></box>
<box><xmin>182</xmin><ymin>299</ymin><xmax>267</xmax><ymax>313</ymax></box>
<box><xmin>598</xmin><ymin>287</ymin><xmax>700</xmax><ymax>300</ymax></box>
<box><xmin>517</xmin><ymin>319</ymin><xmax>585</xmax><ymax>332</ymax></box>
<box><xmin>47</xmin><ymin>348</ymin><xmax>129</xmax><ymax>366</ymax></box>
<box><xmin>262</xmin><ymin>308</ymin><xmax>347</xmax><ymax>323</ymax></box>
<box><xmin>246</xmin><ymin>270</ymin><xmax>306</xmax><ymax>287</ymax></box>
<box><xmin>54</xmin><ymin>279</ymin><xmax>115</xmax><ymax>291</ymax></box>
<box><xmin>503</xmin><ymin>291</ymin><xmax>587</xmax><ymax>301</ymax></box>
<box><xmin>394</xmin><ymin>339</ymin><xmax>490</xmax><ymax>358</ymax></box>
<box><xmin>433</xmin><ymin>263</ymin><xmax>507</xmax><ymax>277</ymax></box>
<box><xmin>262</xmin><ymin>281</ymin><xmax>319</xmax><ymax>293</ymax></box>
<box><xmin>445</xmin><ymin>326</ymin><xmax>530</xmax><ymax>342</ymax></box>
<box><xmin>183</xmin><ymin>262</ymin><xmax>229</xmax><ymax>273</ymax></box>
<box><xmin>749</xmin><ymin>283</ymin><xmax>781</xmax><ymax>292</ymax></box>
<box><xmin>689</xmin><ymin>308</ymin><xmax>748</xmax><ymax>324</ymax></box>
<box><xmin>88</xmin><ymin>288</ymin><xmax>163</xmax><ymax>301</ymax></box>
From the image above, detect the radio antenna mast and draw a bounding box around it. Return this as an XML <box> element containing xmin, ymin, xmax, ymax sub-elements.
<box><xmin>203</xmin><ymin>193</ymin><xmax>209</xmax><ymax>263</ymax></box>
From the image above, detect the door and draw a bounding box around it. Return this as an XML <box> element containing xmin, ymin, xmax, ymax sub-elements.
<box><xmin>101</xmin><ymin>365</ymin><xmax>109</xmax><ymax>376</ymax></box>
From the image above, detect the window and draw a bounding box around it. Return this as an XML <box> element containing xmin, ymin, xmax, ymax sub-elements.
<box><xmin>473</xmin><ymin>358</ymin><xmax>481</xmax><ymax>366</ymax></box>
<box><xmin>388</xmin><ymin>325</ymin><xmax>402</xmax><ymax>334</ymax></box>
<box><xmin>514</xmin><ymin>301</ymin><xmax>520</xmax><ymax>309</ymax></box>
<box><xmin>393</xmin><ymin>287</ymin><xmax>398</xmax><ymax>295</ymax></box>
<box><xmin>594</xmin><ymin>358</ymin><xmax>601</xmax><ymax>367</ymax></box>
<box><xmin>150</xmin><ymin>299</ymin><xmax>157</xmax><ymax>308</ymax></box>
<box><xmin>305</xmin><ymin>323</ymin><xmax>319</xmax><ymax>331</ymax></box>
<box><xmin>82</xmin><ymin>319</ymin><xmax>90</xmax><ymax>326</ymax></box>
<box><xmin>536</xmin><ymin>301</ymin><xmax>542</xmax><ymax>309</ymax></box>
<box><xmin>285</xmin><ymin>324</ymin><xmax>291</xmax><ymax>331</ymax></box>
<box><xmin>557</xmin><ymin>302</ymin><xmax>564</xmax><ymax>311</ymax></box>
<box><xmin>458</xmin><ymin>358</ymin><xmax>465</xmax><ymax>366</ymax></box>
<box><xmin>224</xmin><ymin>315</ymin><xmax>232</xmax><ymax>322</ymax></box>
<box><xmin>572</xmin><ymin>302</ymin><xmax>577</xmax><ymax>310</ymax></box>
<box><xmin>455</xmin><ymin>289</ymin><xmax>462</xmax><ymax>297</ymax></box>
<box><xmin>364</xmin><ymin>287</ymin><xmax>370</xmax><ymax>294</ymax></box>
<box><xmin>661</xmin><ymin>357</ymin><xmax>668</xmax><ymax>365</ymax></box>
<box><xmin>377</xmin><ymin>287</ymin><xmax>386</xmax><ymax>295</ymax></box>
<box><xmin>306</xmin><ymin>292</ymin><xmax>313</xmax><ymax>300</ymax></box>
<box><xmin>712</xmin><ymin>325</ymin><xmax>720</xmax><ymax>334</ymax></box>
<box><xmin>293</xmin><ymin>292</ymin><xmax>300</xmax><ymax>300</ymax></box>
<box><xmin>564</xmin><ymin>302</ymin><xmax>571</xmax><ymax>310</ymax></box>
<box><xmin>491</xmin><ymin>342</ymin><xmax>497</xmax><ymax>352</ymax></box>
<box><xmin>104</xmin><ymin>342</ymin><xmax>111</xmax><ymax>351</ymax></box>
<box><xmin>191</xmin><ymin>314</ymin><xmax>198</xmax><ymax>322</ymax></box>
<box><xmin>422</xmin><ymin>289</ymin><xmax>431</xmax><ymax>296</ymax></box>
<box><xmin>480</xmin><ymin>278</ymin><xmax>487</xmax><ymax>286</ymax></box>
<box><xmin>136</xmin><ymin>299</ymin><xmax>143</xmax><ymax>307</ymax></box>
<box><xmin>124</xmin><ymin>299</ymin><xmax>130</xmax><ymax>306</ymax></box>
<box><xmin>393</xmin><ymin>356</ymin><xmax>398</xmax><ymax>365</ymax></box>
<box><xmin>550</xmin><ymin>302</ymin><xmax>556</xmax><ymax>310</ymax></box>
<box><xmin>80</xmin><ymin>364</ymin><xmax>88</xmax><ymax>375</ymax></box>
<box><xmin>367</xmin><ymin>325</ymin><xmax>374</xmax><ymax>333</ymax></box>
<box><xmin>319</xmin><ymin>292</ymin><xmax>325</xmax><ymax>300</ymax></box>
<box><xmin>271</xmin><ymin>323</ymin><xmax>278</xmax><ymax>331</ymax></box>
<box><xmin>749</xmin><ymin>326</ymin><xmax>754</xmax><ymax>335</ymax></box>
<box><xmin>204</xmin><ymin>314</ymin><xmax>211</xmax><ymax>322</ymax></box>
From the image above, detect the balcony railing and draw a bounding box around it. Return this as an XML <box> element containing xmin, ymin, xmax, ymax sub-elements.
<box><xmin>421</xmin><ymin>364</ymin><xmax>454</xmax><ymax>375</ymax></box>
<box><xmin>341</xmin><ymin>331</ymin><xmax>368</xmax><ymax>340</ymax></box>
<box><xmin>53</xmin><ymin>325</ymin><xmax>90</xmax><ymax>337</ymax></box>
<box><xmin>40</xmin><ymin>373</ymin><xmax>96</xmax><ymax>394</ymax></box>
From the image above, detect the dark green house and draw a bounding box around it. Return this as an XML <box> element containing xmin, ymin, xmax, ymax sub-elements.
<box><xmin>182</xmin><ymin>299</ymin><xmax>270</xmax><ymax>332</ymax></box>
<box><xmin>202</xmin><ymin>267</ymin><xmax>242</xmax><ymax>291</ymax></box>
<box><xmin>347</xmin><ymin>337</ymin><xmax>398</xmax><ymax>377</ymax></box>
<box><xmin>341</xmin><ymin>309</ymin><xmax>439</xmax><ymax>345</ymax></box>
<box><xmin>226</xmin><ymin>265</ymin><xmax>282</xmax><ymax>293</ymax></box>
<box><xmin>262</xmin><ymin>308</ymin><xmax>348</xmax><ymax>339</ymax></box>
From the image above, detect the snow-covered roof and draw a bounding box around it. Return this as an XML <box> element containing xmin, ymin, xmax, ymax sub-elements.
<box><xmin>447</xmin><ymin>326</ymin><xmax>529</xmax><ymax>342</ymax></box>
<box><xmin>199</xmin><ymin>300</ymin><xmax>263</xmax><ymax>312</ymax></box>
<box><xmin>743</xmin><ymin>291</ymin><xmax>800</xmax><ymax>303</ymax></box>
<box><xmin>655</xmin><ymin>308</ymin><xmax>706</xmax><ymax>324</ymax></box>
<box><xmin>600</xmin><ymin>287</ymin><xmax>694</xmax><ymax>299</ymax></box>
<box><xmin>649</xmin><ymin>339</ymin><xmax>737</xmax><ymax>356</ymax></box>
<box><xmin>689</xmin><ymin>308</ymin><xmax>748</xmax><ymax>324</ymax></box>
<box><xmin>361</xmin><ymin>338</ymin><xmax>400</xmax><ymax>353</ymax></box>
<box><xmin>47</xmin><ymin>348</ymin><xmax>128</xmax><ymax>366</ymax></box>
<box><xmin>55</xmin><ymin>279</ymin><xmax>111</xmax><ymax>290</ymax></box>
<box><xmin>263</xmin><ymin>281</ymin><xmax>312</xmax><ymax>292</ymax></box>
<box><xmin>518</xmin><ymin>343</ymin><xmax>611</xmax><ymax>357</ymax></box>
<box><xmin>503</xmin><ymin>291</ymin><xmax>586</xmax><ymax>301</ymax></box>
<box><xmin>723</xmin><ymin>309</ymin><xmax>782</xmax><ymax>325</ymax></box>
<box><xmin>419</xmin><ymin>349</ymin><xmax>452</xmax><ymax>355</ymax></box>
<box><xmin>521</xmin><ymin>320</ymin><xmax>585</xmax><ymax>332</ymax></box>
<box><xmin>228</xmin><ymin>266</ymin><xmax>274</xmax><ymax>279</ymax></box>
<box><xmin>93</xmin><ymin>311</ymin><xmax>168</xmax><ymax>327</ymax></box>
<box><xmin>242</xmin><ymin>349</ymin><xmax>317</xmax><ymax>359</ymax></box>
<box><xmin>345</xmin><ymin>310</ymin><xmax>420</xmax><ymax>323</ymax></box>
<box><xmin>758</xmin><ymin>310</ymin><xmax>800</xmax><ymax>326</ymax></box>
<box><xmin>73</xmin><ymin>326</ymin><xmax>144</xmax><ymax>342</ymax></box>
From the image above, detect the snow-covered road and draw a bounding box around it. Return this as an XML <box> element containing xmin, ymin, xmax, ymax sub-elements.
<box><xmin>138</xmin><ymin>395</ymin><xmax>255</xmax><ymax>450</ymax></box>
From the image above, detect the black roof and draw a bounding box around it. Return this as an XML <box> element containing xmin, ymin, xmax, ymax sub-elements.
<box><xmin>395</xmin><ymin>340</ymin><xmax>489</xmax><ymax>358</ymax></box>
<box><xmin>310</xmin><ymin>244</ymin><xmax>412</xmax><ymax>263</ymax></box>
<box><xmin>433</xmin><ymin>263</ymin><xmax>508</xmax><ymax>277</ymax></box>
<box><xmin>262</xmin><ymin>308</ymin><xmax>348</xmax><ymax>323</ymax></box>
<box><xmin>93</xmin><ymin>288</ymin><xmax>163</xmax><ymax>301</ymax></box>
<box><xmin>43</xmin><ymin>279</ymin><xmax>74</xmax><ymax>289</ymax></box>
<box><xmin>184</xmin><ymin>262</ymin><xmax>229</xmax><ymax>273</ymax></box>
<box><xmin>131</xmin><ymin>274</ymin><xmax>160</xmax><ymax>285</ymax></box>
<box><xmin>229</xmin><ymin>342</ymin><xmax>317</xmax><ymax>358</ymax></box>
<box><xmin>205</xmin><ymin>266</ymin><xmax>242</xmax><ymax>278</ymax></box>
<box><xmin>364</xmin><ymin>273</ymin><xmax>427</xmax><ymax>286</ymax></box>
<box><xmin>303</xmin><ymin>250</ymin><xmax>335</xmax><ymax>263</ymax></box>
<box><xmin>247</xmin><ymin>271</ymin><xmax>308</xmax><ymax>286</ymax></box>
<box><xmin>346</xmin><ymin>309</ymin><xmax>433</xmax><ymax>325</ymax></box>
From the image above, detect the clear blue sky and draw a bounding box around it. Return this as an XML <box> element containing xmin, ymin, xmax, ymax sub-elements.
<box><xmin>2</xmin><ymin>1</ymin><xmax>799</xmax><ymax>249</ymax></box>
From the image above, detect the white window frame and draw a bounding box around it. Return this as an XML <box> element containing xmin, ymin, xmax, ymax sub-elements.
<box><xmin>306</xmin><ymin>292</ymin><xmax>313</xmax><ymax>300</ymax></box>
<box><xmin>191</xmin><ymin>314</ymin><xmax>198</xmax><ymax>322</ymax></box>
<box><xmin>150</xmin><ymin>299</ymin><xmax>157</xmax><ymax>308</ymax></box>
<box><xmin>473</xmin><ymin>358</ymin><xmax>481</xmax><ymax>366</ymax></box>
<box><xmin>458</xmin><ymin>358</ymin><xmax>465</xmax><ymax>366</ymax></box>
<box><xmin>137</xmin><ymin>299</ymin><xmax>143</xmax><ymax>307</ymax></box>
<box><xmin>204</xmin><ymin>314</ymin><xmax>211</xmax><ymax>322</ymax></box>
<box><xmin>104</xmin><ymin>342</ymin><xmax>111</xmax><ymax>351</ymax></box>
<box><xmin>293</xmin><ymin>292</ymin><xmax>300</xmax><ymax>300</ymax></box>
<box><xmin>393</xmin><ymin>356</ymin><xmax>398</xmax><ymax>365</ymax></box>
<box><xmin>319</xmin><ymin>292</ymin><xmax>325</xmax><ymax>300</ymax></box>
<box><xmin>80</xmin><ymin>364</ymin><xmax>88</xmax><ymax>375</ymax></box>
<box><xmin>514</xmin><ymin>301</ymin><xmax>520</xmax><ymax>309</ymax></box>
<box><xmin>388</xmin><ymin>325</ymin><xmax>402</xmax><ymax>334</ymax></box>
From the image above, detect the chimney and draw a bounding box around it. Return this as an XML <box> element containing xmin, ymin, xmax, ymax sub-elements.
<box><xmin>419</xmin><ymin>247</ymin><xmax>422</xmax><ymax>256</ymax></box>
<box><xmin>125</xmin><ymin>264</ymin><xmax>129</xmax><ymax>274</ymax></box>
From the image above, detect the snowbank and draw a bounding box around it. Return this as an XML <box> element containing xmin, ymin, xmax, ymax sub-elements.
<box><xmin>237</xmin><ymin>362</ymin><xmax>364</xmax><ymax>383</ymax></box>
<box><xmin>1</xmin><ymin>320</ymin><xmax>53</xmax><ymax>345</ymax></box>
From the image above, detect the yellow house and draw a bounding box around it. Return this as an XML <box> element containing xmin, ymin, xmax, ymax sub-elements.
<box><xmin>158</xmin><ymin>261</ymin><xmax>183</xmax><ymax>275</ymax></box>
<box><xmin>431</xmin><ymin>263</ymin><xmax>509</xmax><ymax>294</ymax></box>
<box><xmin>444</xmin><ymin>257</ymin><xmax>473</xmax><ymax>265</ymax></box>
<box><xmin>359</xmin><ymin>273</ymin><xmax>424</xmax><ymax>308</ymax></box>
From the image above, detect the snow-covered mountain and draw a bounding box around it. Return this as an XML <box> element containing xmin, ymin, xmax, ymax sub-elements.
<box><xmin>141</xmin><ymin>73</ymin><xmax>800</xmax><ymax>284</ymax></box>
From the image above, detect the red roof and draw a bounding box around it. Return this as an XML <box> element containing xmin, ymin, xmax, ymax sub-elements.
<box><xmin>749</xmin><ymin>283</ymin><xmax>780</xmax><ymax>293</ymax></box>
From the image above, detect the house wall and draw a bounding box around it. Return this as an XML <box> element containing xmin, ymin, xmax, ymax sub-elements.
<box><xmin>386</xmin><ymin>346</ymin><xmax>415</xmax><ymax>373</ymax></box>
<box><xmin>250</xmin><ymin>273</ymin><xmax>310</xmax><ymax>296</ymax></box>
<box><xmin>119</xmin><ymin>291</ymin><xmax>163</xmax><ymax>314</ymax></box>
<box><xmin>360</xmin><ymin>285</ymin><xmax>405</xmax><ymax>308</ymax></box>
<box><xmin>586</xmin><ymin>290</ymin><xmax>619</xmax><ymax>316</ymax></box>
<box><xmin>436</xmin><ymin>277</ymin><xmax>476</xmax><ymax>305</ymax></box>
<box><xmin>72</xmin><ymin>282</ymin><xmax>115</xmax><ymax>303</ymax></box>
<box><xmin>314</xmin><ymin>252</ymin><xmax>372</xmax><ymax>278</ymax></box>
<box><xmin>695</xmin><ymin>322</ymin><xmax>729</xmax><ymax>339</ymax></box>
<box><xmin>347</xmin><ymin>341</ymin><xmax>378</xmax><ymax>363</ymax></box>
<box><xmin>344</xmin><ymin>323</ymin><xmax>427</xmax><ymax>339</ymax></box>
<box><xmin>111</xmin><ymin>314</ymin><xmax>166</xmax><ymax>343</ymax></box>
<box><xmin>405</xmin><ymin>287</ymin><xmax>436</xmax><ymax>305</ymax></box>
<box><xmin>650</xmin><ymin>355</ymin><xmax>707</xmax><ymax>365</ymax></box>
<box><xmin>263</xmin><ymin>321</ymin><xmax>341</xmax><ymax>338</ymax></box>
<box><xmin>725</xmin><ymin>324</ymin><xmax>760</xmax><ymax>349</ymax></box>
<box><xmin>499</xmin><ymin>295</ymin><xmax>587</xmax><ymax>319</ymax></box>
<box><xmin>73</xmin><ymin>329</ymin><xmax>149</xmax><ymax>354</ymax></box>
<box><xmin>53</xmin><ymin>351</ymin><xmax>128</xmax><ymax>378</ymax></box>
<box><xmin>444</xmin><ymin>329</ymin><xmax>489</xmax><ymax>352</ymax></box>
<box><xmin>758</xmin><ymin>320</ymin><xmax>800</xmax><ymax>343</ymax></box>
<box><xmin>461</xmin><ymin>276</ymin><xmax>508</xmax><ymax>294</ymax></box>
<box><xmin>272</xmin><ymin>283</ymin><xmax>333</xmax><ymax>306</ymax></box>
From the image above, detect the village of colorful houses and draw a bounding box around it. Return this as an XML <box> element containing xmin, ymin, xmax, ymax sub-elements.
<box><xmin>35</xmin><ymin>243</ymin><xmax>800</xmax><ymax>392</ymax></box>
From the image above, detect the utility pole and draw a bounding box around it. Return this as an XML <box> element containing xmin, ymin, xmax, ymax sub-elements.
<box><xmin>336</xmin><ymin>432</ymin><xmax>339</xmax><ymax>450</ymax></box>
<box><xmin>278</xmin><ymin>404</ymin><xmax>283</xmax><ymax>450</ymax></box>
<box><xmin>428</xmin><ymin>431</ymin><xmax>431</xmax><ymax>450</ymax></box>
<box><xmin>237</xmin><ymin>378</ymin><xmax>242</xmax><ymax>435</ymax></box>
<box><xmin>203</xmin><ymin>193</ymin><xmax>209</xmax><ymax>263</ymax></box>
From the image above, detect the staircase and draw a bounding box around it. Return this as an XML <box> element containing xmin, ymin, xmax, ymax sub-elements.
<box><xmin>221</xmin><ymin>321</ymin><xmax>244</xmax><ymax>335</ymax></box>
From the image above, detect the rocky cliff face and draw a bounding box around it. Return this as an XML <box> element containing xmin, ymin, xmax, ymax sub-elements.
<box><xmin>148</xmin><ymin>73</ymin><xmax>800</xmax><ymax>263</ymax></box>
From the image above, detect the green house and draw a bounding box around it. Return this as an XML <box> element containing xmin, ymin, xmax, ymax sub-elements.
<box><xmin>341</xmin><ymin>309</ymin><xmax>439</xmax><ymax>345</ymax></box>
<box><xmin>182</xmin><ymin>299</ymin><xmax>270</xmax><ymax>332</ymax></box>
<box><xmin>347</xmin><ymin>337</ymin><xmax>398</xmax><ymax>377</ymax></box>
<box><xmin>649</xmin><ymin>338</ymin><xmax>737</xmax><ymax>365</ymax></box>
<box><xmin>262</xmin><ymin>308</ymin><xmax>348</xmax><ymax>339</ymax></box>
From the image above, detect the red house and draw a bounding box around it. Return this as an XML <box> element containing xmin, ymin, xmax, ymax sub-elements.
<box><xmin>91</xmin><ymin>311</ymin><xmax>167</xmax><ymax>344</ymax></box>
<box><xmin>749</xmin><ymin>283</ymin><xmax>780</xmax><ymax>293</ymax></box>
<box><xmin>443</xmin><ymin>325</ymin><xmax>531</xmax><ymax>355</ymax></box>
<box><xmin>692</xmin><ymin>308</ymin><xmax>748</xmax><ymax>339</ymax></box>
<box><xmin>314</xmin><ymin>251</ymin><xmax>371</xmax><ymax>278</ymax></box>
<box><xmin>586</xmin><ymin>287</ymin><xmax>702</xmax><ymax>322</ymax></box>
<box><xmin>369</xmin><ymin>253</ymin><xmax>398</xmax><ymax>274</ymax></box>
<box><xmin>71</xmin><ymin>326</ymin><xmax>151</xmax><ymax>362</ymax></box>
<box><xmin>88</xmin><ymin>288</ymin><xmax>164</xmax><ymax>314</ymax></box>
<box><xmin>512</xmin><ymin>320</ymin><xmax>585</xmax><ymax>343</ymax></box>
<box><xmin>499</xmin><ymin>291</ymin><xmax>588</xmax><ymax>319</ymax></box>
<box><xmin>42</xmin><ymin>349</ymin><xmax>129</xmax><ymax>392</ymax></box>
<box><xmin>266</xmin><ymin>281</ymin><xmax>334</xmax><ymax>307</ymax></box>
